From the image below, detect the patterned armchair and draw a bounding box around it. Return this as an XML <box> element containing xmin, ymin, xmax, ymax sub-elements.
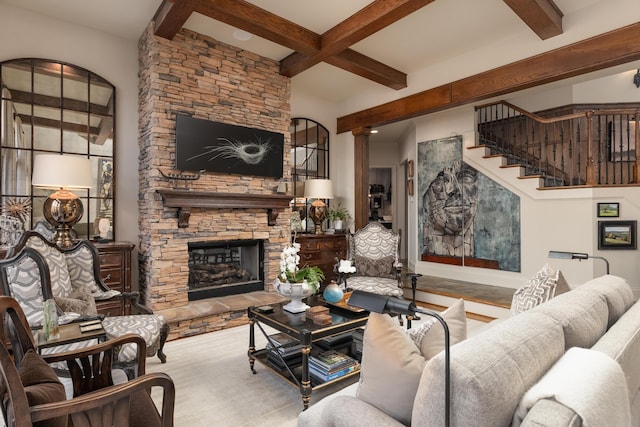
<box><xmin>342</xmin><ymin>222</ymin><xmax>414</xmax><ymax>326</ymax></box>
<box><xmin>3</xmin><ymin>231</ymin><xmax>168</xmax><ymax>368</ymax></box>
<box><xmin>0</xmin><ymin>296</ymin><xmax>175</xmax><ymax>427</ymax></box>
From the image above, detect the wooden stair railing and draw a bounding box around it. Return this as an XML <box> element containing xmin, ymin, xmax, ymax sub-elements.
<box><xmin>475</xmin><ymin>101</ymin><xmax>640</xmax><ymax>188</ymax></box>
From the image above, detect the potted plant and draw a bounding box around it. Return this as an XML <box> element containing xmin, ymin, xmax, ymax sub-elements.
<box><xmin>327</xmin><ymin>204</ymin><xmax>352</xmax><ymax>231</ymax></box>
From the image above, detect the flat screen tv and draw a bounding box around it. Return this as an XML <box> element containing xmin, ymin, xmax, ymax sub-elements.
<box><xmin>175</xmin><ymin>114</ymin><xmax>284</xmax><ymax>178</ymax></box>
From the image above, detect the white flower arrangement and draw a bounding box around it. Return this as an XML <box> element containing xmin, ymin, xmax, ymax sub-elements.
<box><xmin>337</xmin><ymin>259</ymin><xmax>356</xmax><ymax>274</ymax></box>
<box><xmin>278</xmin><ymin>241</ymin><xmax>324</xmax><ymax>294</ymax></box>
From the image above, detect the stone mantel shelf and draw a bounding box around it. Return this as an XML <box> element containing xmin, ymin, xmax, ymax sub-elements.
<box><xmin>157</xmin><ymin>189</ymin><xmax>293</xmax><ymax>228</ymax></box>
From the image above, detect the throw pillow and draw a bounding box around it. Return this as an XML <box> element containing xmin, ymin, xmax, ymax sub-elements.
<box><xmin>357</xmin><ymin>313</ymin><xmax>426</xmax><ymax>425</ymax></box>
<box><xmin>411</xmin><ymin>298</ymin><xmax>468</xmax><ymax>359</ymax></box>
<box><xmin>54</xmin><ymin>285</ymin><xmax>98</xmax><ymax>316</ymax></box>
<box><xmin>511</xmin><ymin>264</ymin><xmax>566</xmax><ymax>315</ymax></box>
<box><xmin>355</xmin><ymin>255</ymin><xmax>396</xmax><ymax>279</ymax></box>
<box><xmin>17</xmin><ymin>349</ymin><xmax>66</xmax><ymax>427</ymax></box>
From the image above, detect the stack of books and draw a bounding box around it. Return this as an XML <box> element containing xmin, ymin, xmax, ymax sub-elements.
<box><xmin>316</xmin><ymin>331</ymin><xmax>353</xmax><ymax>354</ymax></box>
<box><xmin>309</xmin><ymin>350</ymin><xmax>360</xmax><ymax>384</ymax></box>
<box><xmin>351</xmin><ymin>328</ymin><xmax>364</xmax><ymax>362</ymax></box>
<box><xmin>266</xmin><ymin>333</ymin><xmax>302</xmax><ymax>371</ymax></box>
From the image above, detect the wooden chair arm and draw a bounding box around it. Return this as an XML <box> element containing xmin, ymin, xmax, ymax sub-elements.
<box><xmin>29</xmin><ymin>372</ymin><xmax>175</xmax><ymax>427</ymax></box>
<box><xmin>40</xmin><ymin>334</ymin><xmax>146</xmax><ymax>369</ymax></box>
<box><xmin>121</xmin><ymin>292</ymin><xmax>154</xmax><ymax>315</ymax></box>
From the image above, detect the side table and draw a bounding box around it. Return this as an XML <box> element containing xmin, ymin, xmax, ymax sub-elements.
<box><xmin>35</xmin><ymin>322</ymin><xmax>107</xmax><ymax>352</ymax></box>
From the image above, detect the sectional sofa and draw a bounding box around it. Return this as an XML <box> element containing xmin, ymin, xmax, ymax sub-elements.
<box><xmin>298</xmin><ymin>275</ymin><xmax>640</xmax><ymax>426</ymax></box>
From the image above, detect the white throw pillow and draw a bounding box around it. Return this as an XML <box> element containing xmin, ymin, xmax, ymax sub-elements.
<box><xmin>357</xmin><ymin>313</ymin><xmax>425</xmax><ymax>425</ymax></box>
<box><xmin>356</xmin><ymin>300</ymin><xmax>468</xmax><ymax>425</ymax></box>
<box><xmin>415</xmin><ymin>298</ymin><xmax>468</xmax><ymax>359</ymax></box>
<box><xmin>511</xmin><ymin>264</ymin><xmax>569</xmax><ymax>315</ymax></box>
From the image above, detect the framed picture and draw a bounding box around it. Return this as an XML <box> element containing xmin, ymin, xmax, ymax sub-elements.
<box><xmin>598</xmin><ymin>220</ymin><xmax>637</xmax><ymax>250</ymax></box>
<box><xmin>407</xmin><ymin>179</ymin><xmax>414</xmax><ymax>196</ymax></box>
<box><xmin>407</xmin><ymin>160</ymin><xmax>414</xmax><ymax>178</ymax></box>
<box><xmin>597</xmin><ymin>202</ymin><xmax>619</xmax><ymax>217</ymax></box>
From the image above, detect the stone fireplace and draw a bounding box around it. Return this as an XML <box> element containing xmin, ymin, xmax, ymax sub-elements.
<box><xmin>137</xmin><ymin>25</ymin><xmax>292</xmax><ymax>340</ymax></box>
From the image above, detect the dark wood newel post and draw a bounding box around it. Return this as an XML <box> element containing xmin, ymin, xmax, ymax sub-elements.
<box><xmin>585</xmin><ymin>111</ymin><xmax>597</xmax><ymax>186</ymax></box>
<box><xmin>352</xmin><ymin>127</ymin><xmax>371</xmax><ymax>231</ymax></box>
<box><xmin>634</xmin><ymin>109</ymin><xmax>640</xmax><ymax>183</ymax></box>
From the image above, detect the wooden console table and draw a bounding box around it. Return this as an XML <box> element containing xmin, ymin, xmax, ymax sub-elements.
<box><xmin>295</xmin><ymin>234</ymin><xmax>347</xmax><ymax>287</ymax></box>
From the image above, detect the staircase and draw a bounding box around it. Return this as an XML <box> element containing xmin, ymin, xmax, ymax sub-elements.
<box><xmin>473</xmin><ymin>101</ymin><xmax>640</xmax><ymax>189</ymax></box>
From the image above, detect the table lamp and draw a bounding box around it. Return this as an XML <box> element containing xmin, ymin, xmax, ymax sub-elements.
<box><xmin>32</xmin><ymin>154</ymin><xmax>92</xmax><ymax>248</ymax></box>
<box><xmin>304</xmin><ymin>179</ymin><xmax>333</xmax><ymax>234</ymax></box>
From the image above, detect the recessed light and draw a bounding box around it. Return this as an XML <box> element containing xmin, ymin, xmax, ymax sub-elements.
<box><xmin>233</xmin><ymin>30</ymin><xmax>252</xmax><ymax>41</ymax></box>
<box><xmin>370</xmin><ymin>129</ymin><xmax>379</xmax><ymax>134</ymax></box>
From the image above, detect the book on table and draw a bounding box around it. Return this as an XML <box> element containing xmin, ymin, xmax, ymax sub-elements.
<box><xmin>266</xmin><ymin>332</ymin><xmax>302</xmax><ymax>357</ymax></box>
<box><xmin>308</xmin><ymin>350</ymin><xmax>360</xmax><ymax>383</ymax></box>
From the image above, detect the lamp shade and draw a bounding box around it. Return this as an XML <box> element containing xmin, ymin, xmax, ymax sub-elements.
<box><xmin>304</xmin><ymin>179</ymin><xmax>334</xmax><ymax>199</ymax></box>
<box><xmin>32</xmin><ymin>154</ymin><xmax>92</xmax><ymax>189</ymax></box>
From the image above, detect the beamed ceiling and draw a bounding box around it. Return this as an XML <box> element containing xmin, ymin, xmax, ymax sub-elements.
<box><xmin>4</xmin><ymin>0</ymin><xmax>639</xmax><ymax>137</ymax></box>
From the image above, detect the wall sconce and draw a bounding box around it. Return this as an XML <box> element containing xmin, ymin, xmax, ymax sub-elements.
<box><xmin>634</xmin><ymin>69</ymin><xmax>640</xmax><ymax>88</ymax></box>
<box><xmin>32</xmin><ymin>154</ymin><xmax>92</xmax><ymax>248</ymax></box>
<box><xmin>304</xmin><ymin>179</ymin><xmax>333</xmax><ymax>234</ymax></box>
<box><xmin>548</xmin><ymin>250</ymin><xmax>610</xmax><ymax>274</ymax></box>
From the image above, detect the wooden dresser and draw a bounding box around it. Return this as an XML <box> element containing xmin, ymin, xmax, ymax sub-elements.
<box><xmin>94</xmin><ymin>241</ymin><xmax>134</xmax><ymax>316</ymax></box>
<box><xmin>295</xmin><ymin>234</ymin><xmax>347</xmax><ymax>288</ymax></box>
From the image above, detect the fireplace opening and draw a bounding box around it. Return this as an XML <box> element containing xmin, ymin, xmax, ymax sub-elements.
<box><xmin>188</xmin><ymin>240</ymin><xmax>264</xmax><ymax>301</ymax></box>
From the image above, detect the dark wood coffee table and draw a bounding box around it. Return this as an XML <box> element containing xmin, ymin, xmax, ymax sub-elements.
<box><xmin>248</xmin><ymin>295</ymin><xmax>368</xmax><ymax>409</ymax></box>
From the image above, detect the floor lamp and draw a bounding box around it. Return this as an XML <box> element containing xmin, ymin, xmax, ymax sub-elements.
<box><xmin>347</xmin><ymin>290</ymin><xmax>451</xmax><ymax>427</ymax></box>
<box><xmin>304</xmin><ymin>179</ymin><xmax>334</xmax><ymax>234</ymax></box>
<box><xmin>548</xmin><ymin>250</ymin><xmax>610</xmax><ymax>274</ymax></box>
<box><xmin>32</xmin><ymin>154</ymin><xmax>92</xmax><ymax>248</ymax></box>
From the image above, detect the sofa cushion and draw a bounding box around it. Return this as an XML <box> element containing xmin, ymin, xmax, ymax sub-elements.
<box><xmin>572</xmin><ymin>275</ymin><xmax>634</xmax><ymax>327</ymax></box>
<box><xmin>407</xmin><ymin>299</ymin><xmax>467</xmax><ymax>359</ymax></box>
<box><xmin>357</xmin><ymin>302</ymin><xmax>468</xmax><ymax>425</ymax></box>
<box><xmin>356</xmin><ymin>313</ymin><xmax>425</xmax><ymax>425</ymax></box>
<box><xmin>533</xmin><ymin>288</ymin><xmax>609</xmax><ymax>349</ymax></box>
<box><xmin>511</xmin><ymin>264</ymin><xmax>569</xmax><ymax>315</ymax></box>
<box><xmin>412</xmin><ymin>311</ymin><xmax>565</xmax><ymax>427</ymax></box>
<box><xmin>17</xmin><ymin>349</ymin><xmax>67</xmax><ymax>427</ymax></box>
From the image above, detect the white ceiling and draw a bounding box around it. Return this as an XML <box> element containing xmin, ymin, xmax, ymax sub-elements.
<box><xmin>3</xmin><ymin>0</ymin><xmax>638</xmax><ymax>140</ymax></box>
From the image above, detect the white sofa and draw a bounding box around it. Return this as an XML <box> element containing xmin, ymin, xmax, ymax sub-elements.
<box><xmin>298</xmin><ymin>275</ymin><xmax>640</xmax><ymax>426</ymax></box>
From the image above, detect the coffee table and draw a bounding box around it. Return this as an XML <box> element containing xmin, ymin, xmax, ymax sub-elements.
<box><xmin>248</xmin><ymin>295</ymin><xmax>368</xmax><ymax>409</ymax></box>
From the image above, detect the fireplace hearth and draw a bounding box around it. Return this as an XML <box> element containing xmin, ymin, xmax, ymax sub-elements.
<box><xmin>188</xmin><ymin>240</ymin><xmax>264</xmax><ymax>301</ymax></box>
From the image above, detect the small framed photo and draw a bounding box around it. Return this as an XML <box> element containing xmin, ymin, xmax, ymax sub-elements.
<box><xmin>597</xmin><ymin>202</ymin><xmax>619</xmax><ymax>217</ymax></box>
<box><xmin>407</xmin><ymin>179</ymin><xmax>414</xmax><ymax>196</ymax></box>
<box><xmin>407</xmin><ymin>160</ymin><xmax>414</xmax><ymax>178</ymax></box>
<box><xmin>598</xmin><ymin>220</ymin><xmax>637</xmax><ymax>250</ymax></box>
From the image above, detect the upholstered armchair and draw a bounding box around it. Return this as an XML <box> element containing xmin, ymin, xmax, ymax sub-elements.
<box><xmin>0</xmin><ymin>295</ymin><xmax>175</xmax><ymax>427</ymax></box>
<box><xmin>342</xmin><ymin>222</ymin><xmax>414</xmax><ymax>326</ymax></box>
<box><xmin>3</xmin><ymin>231</ymin><xmax>168</xmax><ymax>367</ymax></box>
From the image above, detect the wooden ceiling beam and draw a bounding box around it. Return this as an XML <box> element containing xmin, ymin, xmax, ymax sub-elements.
<box><xmin>337</xmin><ymin>23</ymin><xmax>640</xmax><ymax>133</ymax></box>
<box><xmin>502</xmin><ymin>0</ymin><xmax>563</xmax><ymax>40</ymax></box>
<box><xmin>10</xmin><ymin>90</ymin><xmax>111</xmax><ymax>117</ymax></box>
<box><xmin>326</xmin><ymin>49</ymin><xmax>407</xmax><ymax>90</ymax></box>
<box><xmin>154</xmin><ymin>0</ymin><xmax>196</xmax><ymax>40</ymax></box>
<box><xmin>280</xmin><ymin>0</ymin><xmax>435</xmax><ymax>77</ymax></box>
<box><xmin>191</xmin><ymin>0</ymin><xmax>320</xmax><ymax>54</ymax></box>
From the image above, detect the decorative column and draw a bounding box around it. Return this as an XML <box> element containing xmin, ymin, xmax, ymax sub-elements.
<box><xmin>352</xmin><ymin>127</ymin><xmax>371</xmax><ymax>230</ymax></box>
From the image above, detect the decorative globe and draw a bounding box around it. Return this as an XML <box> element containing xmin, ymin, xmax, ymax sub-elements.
<box><xmin>323</xmin><ymin>282</ymin><xmax>344</xmax><ymax>303</ymax></box>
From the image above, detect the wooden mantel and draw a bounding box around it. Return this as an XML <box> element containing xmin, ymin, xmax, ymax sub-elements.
<box><xmin>157</xmin><ymin>189</ymin><xmax>293</xmax><ymax>228</ymax></box>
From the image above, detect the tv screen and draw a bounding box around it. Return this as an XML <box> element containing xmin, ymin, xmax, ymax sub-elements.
<box><xmin>175</xmin><ymin>115</ymin><xmax>284</xmax><ymax>178</ymax></box>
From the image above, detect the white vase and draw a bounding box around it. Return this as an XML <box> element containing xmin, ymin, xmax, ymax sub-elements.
<box><xmin>275</xmin><ymin>279</ymin><xmax>315</xmax><ymax>313</ymax></box>
<box><xmin>334</xmin><ymin>220</ymin><xmax>343</xmax><ymax>230</ymax></box>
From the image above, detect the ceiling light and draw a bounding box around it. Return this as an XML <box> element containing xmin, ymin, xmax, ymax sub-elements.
<box><xmin>233</xmin><ymin>30</ymin><xmax>252</xmax><ymax>41</ymax></box>
<box><xmin>370</xmin><ymin>129</ymin><xmax>379</xmax><ymax>134</ymax></box>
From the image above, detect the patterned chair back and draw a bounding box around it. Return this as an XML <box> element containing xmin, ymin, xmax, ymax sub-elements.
<box><xmin>0</xmin><ymin>247</ymin><xmax>52</xmax><ymax>329</ymax></box>
<box><xmin>348</xmin><ymin>222</ymin><xmax>400</xmax><ymax>263</ymax></box>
